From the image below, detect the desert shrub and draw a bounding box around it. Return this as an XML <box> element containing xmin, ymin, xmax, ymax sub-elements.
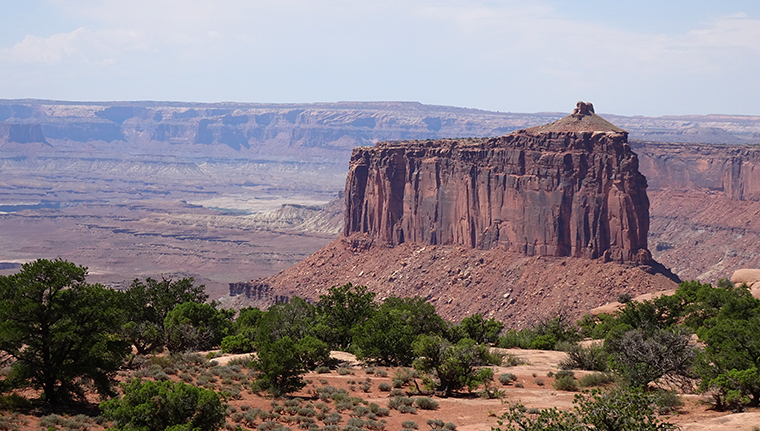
<box><xmin>559</xmin><ymin>343</ymin><xmax>608</xmax><ymax>371</ymax></box>
<box><xmin>375</xmin><ymin>369</ymin><xmax>388</xmax><ymax>377</ymax></box>
<box><xmin>498</xmin><ymin>373</ymin><xmax>517</xmax><ymax>385</ymax></box>
<box><xmin>402</xmin><ymin>420</ymin><xmax>419</xmax><ymax>430</ymax></box>
<box><xmin>315</xmin><ymin>366</ymin><xmax>331</xmax><ymax>374</ymax></box>
<box><xmin>655</xmin><ymin>390</ymin><xmax>684</xmax><ymax>414</ymax></box>
<box><xmin>388</xmin><ymin>396</ymin><xmax>414</xmax><ymax>410</ymax></box>
<box><xmin>606</xmin><ymin>326</ymin><xmax>696</xmax><ymax>389</ymax></box>
<box><xmin>412</xmin><ymin>335</ymin><xmax>499</xmax><ymax>396</ymax></box>
<box><xmin>393</xmin><ymin>367</ymin><xmax>418</xmax><ymax>385</ymax></box>
<box><xmin>392</xmin><ymin>379</ymin><xmax>405</xmax><ymax>388</ymax></box>
<box><xmin>378</xmin><ymin>382</ymin><xmax>391</xmax><ymax>391</ymax></box>
<box><xmin>617</xmin><ymin>293</ymin><xmax>633</xmax><ymax>304</ymax></box>
<box><xmin>579</xmin><ymin>372</ymin><xmax>616</xmax><ymax>388</ymax></box>
<box><xmin>397</xmin><ymin>405</ymin><xmax>417</xmax><ymax>414</ymax></box>
<box><xmin>494</xmin><ymin>388</ymin><xmax>676</xmax><ymax>431</ymax></box>
<box><xmin>360</xmin><ymin>382</ymin><xmax>372</xmax><ymax>392</ymax></box>
<box><xmin>101</xmin><ymin>379</ymin><xmax>224</xmax><ymax>431</ymax></box>
<box><xmin>534</xmin><ymin>379</ymin><xmax>545</xmax><ymax>386</ymax></box>
<box><xmin>426</xmin><ymin>419</ymin><xmax>447</xmax><ymax>429</ymax></box>
<box><xmin>501</xmin><ymin>353</ymin><xmax>526</xmax><ymax>367</ymax></box>
<box><xmin>323</xmin><ymin>412</ymin><xmax>342</xmax><ymax>425</ymax></box>
<box><xmin>414</xmin><ymin>397</ymin><xmax>439</xmax><ymax>410</ymax></box>
<box><xmin>552</xmin><ymin>375</ymin><xmax>579</xmax><ymax>392</ymax></box>
<box><xmin>338</xmin><ymin>367</ymin><xmax>353</xmax><ymax>376</ymax></box>
<box><xmin>497</xmin><ymin>315</ymin><xmax>580</xmax><ymax>351</ymax></box>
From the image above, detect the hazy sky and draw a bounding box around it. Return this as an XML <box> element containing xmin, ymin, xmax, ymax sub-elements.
<box><xmin>1</xmin><ymin>0</ymin><xmax>759</xmax><ymax>116</ymax></box>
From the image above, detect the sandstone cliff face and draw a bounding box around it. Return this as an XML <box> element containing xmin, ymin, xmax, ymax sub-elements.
<box><xmin>634</xmin><ymin>141</ymin><xmax>760</xmax><ymax>201</ymax></box>
<box><xmin>345</xmin><ymin>103</ymin><xmax>650</xmax><ymax>263</ymax></box>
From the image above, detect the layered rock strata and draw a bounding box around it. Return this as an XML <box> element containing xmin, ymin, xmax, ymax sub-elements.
<box><xmin>345</xmin><ymin>102</ymin><xmax>650</xmax><ymax>263</ymax></box>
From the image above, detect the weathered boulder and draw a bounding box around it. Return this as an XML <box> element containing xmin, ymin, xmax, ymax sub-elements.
<box><xmin>345</xmin><ymin>102</ymin><xmax>650</xmax><ymax>263</ymax></box>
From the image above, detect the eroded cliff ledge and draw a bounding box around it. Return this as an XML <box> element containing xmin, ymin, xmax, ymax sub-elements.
<box><xmin>345</xmin><ymin>102</ymin><xmax>650</xmax><ymax>263</ymax></box>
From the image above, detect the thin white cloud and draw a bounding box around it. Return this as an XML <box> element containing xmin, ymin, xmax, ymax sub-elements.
<box><xmin>0</xmin><ymin>27</ymin><xmax>148</xmax><ymax>65</ymax></box>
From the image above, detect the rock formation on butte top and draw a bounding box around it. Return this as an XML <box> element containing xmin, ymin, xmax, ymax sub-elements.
<box><xmin>345</xmin><ymin>101</ymin><xmax>650</xmax><ymax>263</ymax></box>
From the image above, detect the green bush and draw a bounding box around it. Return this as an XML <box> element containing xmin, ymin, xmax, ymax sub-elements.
<box><xmin>448</xmin><ymin>314</ymin><xmax>503</xmax><ymax>345</ymax></box>
<box><xmin>552</xmin><ymin>375</ymin><xmax>579</xmax><ymax>391</ymax></box>
<box><xmin>101</xmin><ymin>379</ymin><xmax>225</xmax><ymax>431</ymax></box>
<box><xmin>493</xmin><ymin>388</ymin><xmax>677</xmax><ymax>431</ymax></box>
<box><xmin>221</xmin><ymin>334</ymin><xmax>254</xmax><ymax>354</ymax></box>
<box><xmin>498</xmin><ymin>373</ymin><xmax>517</xmax><ymax>385</ymax></box>
<box><xmin>352</xmin><ymin>296</ymin><xmax>447</xmax><ymax>366</ymax></box>
<box><xmin>164</xmin><ymin>301</ymin><xmax>235</xmax><ymax>352</ymax></box>
<box><xmin>402</xmin><ymin>420</ymin><xmax>419</xmax><ymax>429</ymax></box>
<box><xmin>559</xmin><ymin>343</ymin><xmax>608</xmax><ymax>371</ymax></box>
<box><xmin>579</xmin><ymin>372</ymin><xmax>615</xmax><ymax>388</ymax></box>
<box><xmin>378</xmin><ymin>382</ymin><xmax>391</xmax><ymax>391</ymax></box>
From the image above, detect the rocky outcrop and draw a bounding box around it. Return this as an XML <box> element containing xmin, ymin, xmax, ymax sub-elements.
<box><xmin>345</xmin><ymin>102</ymin><xmax>650</xmax><ymax>263</ymax></box>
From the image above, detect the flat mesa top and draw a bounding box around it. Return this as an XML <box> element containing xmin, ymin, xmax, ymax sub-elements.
<box><xmin>522</xmin><ymin>101</ymin><xmax>627</xmax><ymax>134</ymax></box>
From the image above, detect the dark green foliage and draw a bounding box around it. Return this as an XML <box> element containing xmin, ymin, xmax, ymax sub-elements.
<box><xmin>448</xmin><ymin>314</ymin><xmax>503</xmax><ymax>345</ymax></box>
<box><xmin>574</xmin><ymin>388</ymin><xmax>678</xmax><ymax>431</ymax></box>
<box><xmin>295</xmin><ymin>336</ymin><xmax>331</xmax><ymax>370</ymax></box>
<box><xmin>164</xmin><ymin>301</ymin><xmax>235</xmax><ymax>352</ymax></box>
<box><xmin>412</xmin><ymin>334</ymin><xmax>498</xmax><ymax>397</ymax></box>
<box><xmin>235</xmin><ymin>307</ymin><xmax>265</xmax><ymax>340</ymax></box>
<box><xmin>0</xmin><ymin>259</ymin><xmax>130</xmax><ymax>405</ymax></box>
<box><xmin>352</xmin><ymin>296</ymin><xmax>447</xmax><ymax>366</ymax></box>
<box><xmin>686</xmin><ymin>282</ymin><xmax>760</xmax><ymax>409</ymax></box>
<box><xmin>120</xmin><ymin>276</ymin><xmax>208</xmax><ymax>355</ymax></box>
<box><xmin>221</xmin><ymin>334</ymin><xmax>254</xmax><ymax>354</ymax></box>
<box><xmin>256</xmin><ymin>297</ymin><xmax>317</xmax><ymax>346</ymax></box>
<box><xmin>100</xmin><ymin>379</ymin><xmax>225</xmax><ymax>431</ymax></box>
<box><xmin>497</xmin><ymin>315</ymin><xmax>580</xmax><ymax>351</ymax></box>
<box><xmin>494</xmin><ymin>388</ymin><xmax>677</xmax><ymax>431</ymax></box>
<box><xmin>314</xmin><ymin>283</ymin><xmax>377</xmax><ymax>350</ymax></box>
<box><xmin>251</xmin><ymin>336</ymin><xmax>306</xmax><ymax>397</ymax></box>
<box><xmin>558</xmin><ymin>343</ymin><xmax>608</xmax><ymax>372</ymax></box>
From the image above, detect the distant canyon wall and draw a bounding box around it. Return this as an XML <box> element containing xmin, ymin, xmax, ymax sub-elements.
<box><xmin>345</xmin><ymin>129</ymin><xmax>650</xmax><ymax>263</ymax></box>
<box><xmin>634</xmin><ymin>141</ymin><xmax>760</xmax><ymax>200</ymax></box>
<box><xmin>0</xmin><ymin>101</ymin><xmax>560</xmax><ymax>161</ymax></box>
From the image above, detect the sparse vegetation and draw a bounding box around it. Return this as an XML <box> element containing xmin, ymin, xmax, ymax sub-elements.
<box><xmin>101</xmin><ymin>379</ymin><xmax>225</xmax><ymax>431</ymax></box>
